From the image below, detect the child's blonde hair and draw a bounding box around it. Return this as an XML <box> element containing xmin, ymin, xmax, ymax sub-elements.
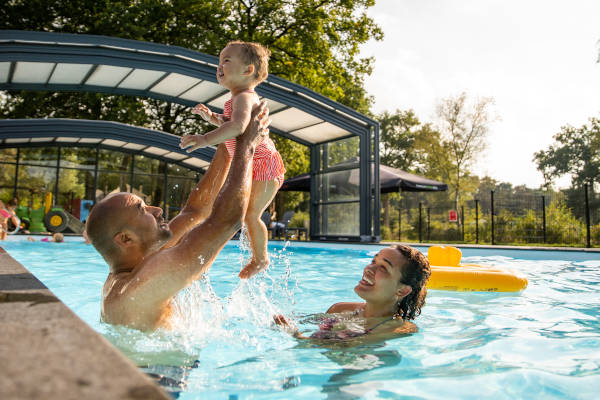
<box><xmin>226</xmin><ymin>41</ymin><xmax>271</xmax><ymax>84</ymax></box>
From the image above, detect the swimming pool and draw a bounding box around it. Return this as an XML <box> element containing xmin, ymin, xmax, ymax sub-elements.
<box><xmin>2</xmin><ymin>236</ymin><xmax>600</xmax><ymax>399</ymax></box>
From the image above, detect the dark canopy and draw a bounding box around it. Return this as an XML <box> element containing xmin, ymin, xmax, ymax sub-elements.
<box><xmin>281</xmin><ymin>164</ymin><xmax>447</xmax><ymax>193</ymax></box>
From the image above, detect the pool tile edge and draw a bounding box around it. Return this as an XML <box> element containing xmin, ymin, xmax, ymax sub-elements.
<box><xmin>0</xmin><ymin>247</ymin><xmax>170</xmax><ymax>400</ymax></box>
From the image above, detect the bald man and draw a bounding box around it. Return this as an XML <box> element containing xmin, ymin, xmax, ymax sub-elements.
<box><xmin>86</xmin><ymin>101</ymin><xmax>270</xmax><ymax>331</ymax></box>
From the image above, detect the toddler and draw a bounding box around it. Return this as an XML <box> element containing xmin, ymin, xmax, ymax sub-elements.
<box><xmin>180</xmin><ymin>41</ymin><xmax>285</xmax><ymax>279</ymax></box>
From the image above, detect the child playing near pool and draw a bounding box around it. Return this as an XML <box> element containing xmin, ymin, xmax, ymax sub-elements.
<box><xmin>180</xmin><ymin>41</ymin><xmax>285</xmax><ymax>279</ymax></box>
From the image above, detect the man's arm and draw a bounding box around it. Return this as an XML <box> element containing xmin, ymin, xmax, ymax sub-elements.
<box><xmin>163</xmin><ymin>143</ymin><xmax>231</xmax><ymax>248</ymax></box>
<box><xmin>123</xmin><ymin>101</ymin><xmax>269</xmax><ymax>309</ymax></box>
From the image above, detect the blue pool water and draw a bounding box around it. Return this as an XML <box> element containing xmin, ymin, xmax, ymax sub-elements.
<box><xmin>2</xmin><ymin>236</ymin><xmax>600</xmax><ymax>399</ymax></box>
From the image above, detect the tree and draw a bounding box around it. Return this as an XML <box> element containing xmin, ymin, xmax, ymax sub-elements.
<box><xmin>376</xmin><ymin>109</ymin><xmax>445</xmax><ymax>233</ymax></box>
<box><xmin>0</xmin><ymin>0</ymin><xmax>382</xmax><ymax>125</ymax></box>
<box><xmin>434</xmin><ymin>92</ymin><xmax>496</xmax><ymax>210</ymax></box>
<box><xmin>533</xmin><ymin>116</ymin><xmax>600</xmax><ymax>189</ymax></box>
<box><xmin>377</xmin><ymin>109</ymin><xmax>421</xmax><ymax>170</ymax></box>
<box><xmin>1</xmin><ymin>0</ymin><xmax>382</xmax><ymax>218</ymax></box>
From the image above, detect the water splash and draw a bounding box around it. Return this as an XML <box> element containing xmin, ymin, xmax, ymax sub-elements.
<box><xmin>104</xmin><ymin>237</ymin><xmax>299</xmax><ymax>366</ymax></box>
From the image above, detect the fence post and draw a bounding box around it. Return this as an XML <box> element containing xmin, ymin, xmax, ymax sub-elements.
<box><xmin>426</xmin><ymin>207</ymin><xmax>431</xmax><ymax>242</ymax></box>
<box><xmin>585</xmin><ymin>183</ymin><xmax>591</xmax><ymax>248</ymax></box>
<box><xmin>461</xmin><ymin>205</ymin><xmax>465</xmax><ymax>241</ymax></box>
<box><xmin>475</xmin><ymin>199</ymin><xmax>479</xmax><ymax>244</ymax></box>
<box><xmin>418</xmin><ymin>202</ymin><xmax>423</xmax><ymax>243</ymax></box>
<box><xmin>398</xmin><ymin>206</ymin><xmax>401</xmax><ymax>241</ymax></box>
<box><xmin>491</xmin><ymin>190</ymin><xmax>495</xmax><ymax>245</ymax></box>
<box><xmin>541</xmin><ymin>195</ymin><xmax>546</xmax><ymax>244</ymax></box>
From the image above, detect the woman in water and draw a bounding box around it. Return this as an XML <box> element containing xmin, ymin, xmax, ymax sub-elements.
<box><xmin>274</xmin><ymin>244</ymin><xmax>431</xmax><ymax>343</ymax></box>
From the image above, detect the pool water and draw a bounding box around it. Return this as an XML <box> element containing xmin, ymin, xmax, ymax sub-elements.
<box><xmin>2</xmin><ymin>237</ymin><xmax>600</xmax><ymax>399</ymax></box>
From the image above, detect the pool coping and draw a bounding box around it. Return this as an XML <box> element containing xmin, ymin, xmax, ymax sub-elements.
<box><xmin>266</xmin><ymin>238</ymin><xmax>600</xmax><ymax>253</ymax></box>
<box><xmin>0</xmin><ymin>246</ymin><xmax>170</xmax><ymax>400</ymax></box>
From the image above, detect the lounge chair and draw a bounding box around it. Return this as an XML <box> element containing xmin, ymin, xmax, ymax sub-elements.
<box><xmin>272</xmin><ymin>210</ymin><xmax>294</xmax><ymax>240</ymax></box>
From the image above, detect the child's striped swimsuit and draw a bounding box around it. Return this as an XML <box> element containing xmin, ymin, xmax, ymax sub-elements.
<box><xmin>223</xmin><ymin>92</ymin><xmax>286</xmax><ymax>186</ymax></box>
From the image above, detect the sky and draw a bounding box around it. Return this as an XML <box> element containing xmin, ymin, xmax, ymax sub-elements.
<box><xmin>360</xmin><ymin>0</ymin><xmax>600</xmax><ymax>189</ymax></box>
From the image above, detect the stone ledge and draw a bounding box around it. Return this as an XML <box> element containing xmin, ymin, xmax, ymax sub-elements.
<box><xmin>0</xmin><ymin>250</ymin><xmax>170</xmax><ymax>400</ymax></box>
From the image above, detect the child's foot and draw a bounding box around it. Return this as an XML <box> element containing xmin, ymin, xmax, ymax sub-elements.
<box><xmin>239</xmin><ymin>258</ymin><xmax>270</xmax><ymax>279</ymax></box>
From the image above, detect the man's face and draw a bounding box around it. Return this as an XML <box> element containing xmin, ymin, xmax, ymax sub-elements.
<box><xmin>122</xmin><ymin>194</ymin><xmax>172</xmax><ymax>252</ymax></box>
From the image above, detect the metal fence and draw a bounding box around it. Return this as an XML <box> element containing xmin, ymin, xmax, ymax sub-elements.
<box><xmin>386</xmin><ymin>184</ymin><xmax>599</xmax><ymax>248</ymax></box>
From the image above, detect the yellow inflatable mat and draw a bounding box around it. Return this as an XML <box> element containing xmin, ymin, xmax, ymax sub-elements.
<box><xmin>427</xmin><ymin>245</ymin><xmax>528</xmax><ymax>292</ymax></box>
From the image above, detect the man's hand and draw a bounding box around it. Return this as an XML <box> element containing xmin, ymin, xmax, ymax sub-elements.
<box><xmin>238</xmin><ymin>100</ymin><xmax>271</xmax><ymax>149</ymax></box>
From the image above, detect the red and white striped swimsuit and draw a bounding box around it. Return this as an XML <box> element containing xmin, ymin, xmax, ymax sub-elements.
<box><xmin>223</xmin><ymin>92</ymin><xmax>286</xmax><ymax>186</ymax></box>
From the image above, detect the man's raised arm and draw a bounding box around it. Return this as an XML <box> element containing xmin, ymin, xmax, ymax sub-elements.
<box><xmin>164</xmin><ymin>143</ymin><xmax>231</xmax><ymax>248</ymax></box>
<box><xmin>126</xmin><ymin>101</ymin><xmax>270</xmax><ymax>306</ymax></box>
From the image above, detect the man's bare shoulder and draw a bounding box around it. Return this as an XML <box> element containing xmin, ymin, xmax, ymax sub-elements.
<box><xmin>102</xmin><ymin>269</ymin><xmax>172</xmax><ymax>331</ymax></box>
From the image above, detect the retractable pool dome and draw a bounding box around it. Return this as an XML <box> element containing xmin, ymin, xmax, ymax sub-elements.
<box><xmin>0</xmin><ymin>30</ymin><xmax>380</xmax><ymax>241</ymax></box>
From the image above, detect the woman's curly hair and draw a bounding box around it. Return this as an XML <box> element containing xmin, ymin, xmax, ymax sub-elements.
<box><xmin>393</xmin><ymin>245</ymin><xmax>431</xmax><ymax>320</ymax></box>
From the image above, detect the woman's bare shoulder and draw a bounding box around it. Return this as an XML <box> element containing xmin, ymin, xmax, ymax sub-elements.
<box><xmin>326</xmin><ymin>302</ymin><xmax>363</xmax><ymax>314</ymax></box>
<box><xmin>393</xmin><ymin>320</ymin><xmax>418</xmax><ymax>334</ymax></box>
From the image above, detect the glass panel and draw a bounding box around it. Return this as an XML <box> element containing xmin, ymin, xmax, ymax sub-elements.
<box><xmin>19</xmin><ymin>147</ymin><xmax>58</xmax><ymax>167</ymax></box>
<box><xmin>316</xmin><ymin>169</ymin><xmax>360</xmax><ymax>202</ymax></box>
<box><xmin>98</xmin><ymin>149</ymin><xmax>132</xmax><ymax>172</ymax></box>
<box><xmin>318</xmin><ymin>203</ymin><xmax>360</xmax><ymax>236</ymax></box>
<box><xmin>168</xmin><ymin>163</ymin><xmax>198</xmax><ymax>178</ymax></box>
<box><xmin>327</xmin><ymin>136</ymin><xmax>360</xmax><ymax>168</ymax></box>
<box><xmin>60</xmin><ymin>147</ymin><xmax>97</xmax><ymax>170</ymax></box>
<box><xmin>0</xmin><ymin>164</ymin><xmax>16</xmax><ymax>201</ymax></box>
<box><xmin>133</xmin><ymin>174</ymin><xmax>165</xmax><ymax>208</ymax></box>
<box><xmin>0</xmin><ymin>148</ymin><xmax>18</xmax><ymax>162</ymax></box>
<box><xmin>17</xmin><ymin>165</ymin><xmax>57</xmax><ymax>209</ymax></box>
<box><xmin>134</xmin><ymin>155</ymin><xmax>162</xmax><ymax>175</ymax></box>
<box><xmin>166</xmin><ymin>177</ymin><xmax>196</xmax><ymax>219</ymax></box>
<box><xmin>96</xmin><ymin>171</ymin><xmax>129</xmax><ymax>202</ymax></box>
<box><xmin>57</xmin><ymin>169</ymin><xmax>95</xmax><ymax>220</ymax></box>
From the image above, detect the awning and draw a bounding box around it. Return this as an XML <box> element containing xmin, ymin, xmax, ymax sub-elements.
<box><xmin>281</xmin><ymin>164</ymin><xmax>447</xmax><ymax>193</ymax></box>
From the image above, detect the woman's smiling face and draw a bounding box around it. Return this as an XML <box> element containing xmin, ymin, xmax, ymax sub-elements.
<box><xmin>354</xmin><ymin>247</ymin><xmax>406</xmax><ymax>304</ymax></box>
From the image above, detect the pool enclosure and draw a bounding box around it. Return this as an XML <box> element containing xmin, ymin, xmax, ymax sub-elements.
<box><xmin>0</xmin><ymin>30</ymin><xmax>380</xmax><ymax>241</ymax></box>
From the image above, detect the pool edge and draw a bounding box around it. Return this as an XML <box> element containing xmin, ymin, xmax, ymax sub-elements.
<box><xmin>0</xmin><ymin>245</ymin><xmax>170</xmax><ymax>400</ymax></box>
<box><xmin>265</xmin><ymin>239</ymin><xmax>600</xmax><ymax>253</ymax></box>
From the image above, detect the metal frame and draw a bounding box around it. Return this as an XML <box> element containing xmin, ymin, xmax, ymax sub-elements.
<box><xmin>0</xmin><ymin>122</ymin><xmax>204</xmax><ymax>212</ymax></box>
<box><xmin>0</xmin><ymin>119</ymin><xmax>214</xmax><ymax>170</ymax></box>
<box><xmin>0</xmin><ymin>30</ymin><xmax>380</xmax><ymax>241</ymax></box>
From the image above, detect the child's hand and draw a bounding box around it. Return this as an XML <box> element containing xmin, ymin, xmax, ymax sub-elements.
<box><xmin>180</xmin><ymin>134</ymin><xmax>208</xmax><ymax>153</ymax></box>
<box><xmin>192</xmin><ymin>103</ymin><xmax>223</xmax><ymax>125</ymax></box>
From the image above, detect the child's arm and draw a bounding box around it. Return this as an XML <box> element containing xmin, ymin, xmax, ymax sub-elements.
<box><xmin>181</xmin><ymin>93</ymin><xmax>255</xmax><ymax>153</ymax></box>
<box><xmin>191</xmin><ymin>104</ymin><xmax>226</xmax><ymax>126</ymax></box>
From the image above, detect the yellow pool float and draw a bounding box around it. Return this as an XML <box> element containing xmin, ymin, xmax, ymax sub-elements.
<box><xmin>426</xmin><ymin>246</ymin><xmax>528</xmax><ymax>292</ymax></box>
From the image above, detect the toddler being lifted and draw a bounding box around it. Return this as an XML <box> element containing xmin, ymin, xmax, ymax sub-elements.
<box><xmin>180</xmin><ymin>41</ymin><xmax>285</xmax><ymax>279</ymax></box>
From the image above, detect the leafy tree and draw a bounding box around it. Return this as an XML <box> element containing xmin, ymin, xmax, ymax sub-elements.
<box><xmin>0</xmin><ymin>0</ymin><xmax>381</xmax><ymax>127</ymax></box>
<box><xmin>533</xmin><ymin>116</ymin><xmax>600</xmax><ymax>189</ymax></box>
<box><xmin>1</xmin><ymin>0</ymin><xmax>382</xmax><ymax>221</ymax></box>
<box><xmin>377</xmin><ymin>109</ymin><xmax>422</xmax><ymax>170</ymax></box>
<box><xmin>434</xmin><ymin>92</ymin><xmax>496</xmax><ymax>211</ymax></box>
<box><xmin>375</xmin><ymin>109</ymin><xmax>447</xmax><ymax>233</ymax></box>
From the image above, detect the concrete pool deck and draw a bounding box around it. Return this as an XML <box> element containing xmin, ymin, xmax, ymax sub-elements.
<box><xmin>0</xmin><ymin>246</ymin><xmax>170</xmax><ymax>400</ymax></box>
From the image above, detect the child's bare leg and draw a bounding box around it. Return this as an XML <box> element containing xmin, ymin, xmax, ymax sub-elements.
<box><xmin>239</xmin><ymin>179</ymin><xmax>280</xmax><ymax>279</ymax></box>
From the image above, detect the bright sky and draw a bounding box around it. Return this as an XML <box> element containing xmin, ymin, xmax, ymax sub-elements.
<box><xmin>361</xmin><ymin>0</ymin><xmax>600</xmax><ymax>189</ymax></box>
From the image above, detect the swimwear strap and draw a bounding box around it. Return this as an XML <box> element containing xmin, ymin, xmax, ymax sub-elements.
<box><xmin>364</xmin><ymin>316</ymin><xmax>396</xmax><ymax>334</ymax></box>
